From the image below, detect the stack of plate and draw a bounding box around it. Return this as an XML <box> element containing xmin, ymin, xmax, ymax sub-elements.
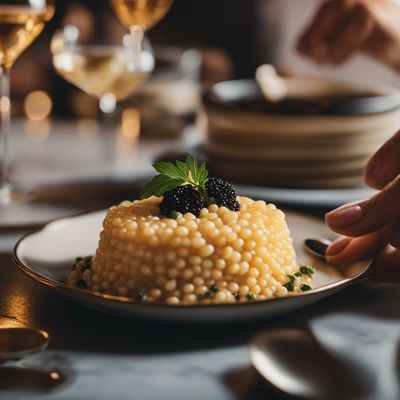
<box><xmin>202</xmin><ymin>79</ymin><xmax>400</xmax><ymax>189</ymax></box>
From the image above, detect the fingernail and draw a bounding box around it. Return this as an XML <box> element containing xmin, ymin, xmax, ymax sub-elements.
<box><xmin>365</xmin><ymin>157</ymin><xmax>380</xmax><ymax>180</ymax></box>
<box><xmin>326</xmin><ymin>205</ymin><xmax>363</xmax><ymax>228</ymax></box>
<box><xmin>326</xmin><ymin>236</ymin><xmax>351</xmax><ymax>256</ymax></box>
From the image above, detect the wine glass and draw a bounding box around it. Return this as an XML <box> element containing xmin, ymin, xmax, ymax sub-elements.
<box><xmin>0</xmin><ymin>0</ymin><xmax>54</xmax><ymax>204</ymax></box>
<box><xmin>109</xmin><ymin>0</ymin><xmax>173</xmax><ymax>64</ymax></box>
<box><xmin>51</xmin><ymin>23</ymin><xmax>155</xmax><ymax>115</ymax></box>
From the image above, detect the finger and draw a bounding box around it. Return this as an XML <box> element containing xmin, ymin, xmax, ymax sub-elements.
<box><xmin>325</xmin><ymin>175</ymin><xmax>400</xmax><ymax>236</ymax></box>
<box><xmin>362</xmin><ymin>28</ymin><xmax>400</xmax><ymax>70</ymax></box>
<box><xmin>374</xmin><ymin>245</ymin><xmax>400</xmax><ymax>271</ymax></box>
<box><xmin>326</xmin><ymin>230</ymin><xmax>387</xmax><ymax>265</ymax></box>
<box><xmin>371</xmin><ymin>245</ymin><xmax>400</xmax><ymax>283</ymax></box>
<box><xmin>390</xmin><ymin>219</ymin><xmax>400</xmax><ymax>248</ymax></box>
<box><xmin>297</xmin><ymin>0</ymin><xmax>348</xmax><ymax>61</ymax></box>
<box><xmin>326</xmin><ymin>2</ymin><xmax>374</xmax><ymax>63</ymax></box>
<box><xmin>365</xmin><ymin>130</ymin><xmax>400</xmax><ymax>190</ymax></box>
<box><xmin>326</xmin><ymin>236</ymin><xmax>352</xmax><ymax>257</ymax></box>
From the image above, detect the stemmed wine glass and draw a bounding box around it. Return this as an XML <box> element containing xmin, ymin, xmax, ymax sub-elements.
<box><xmin>0</xmin><ymin>0</ymin><xmax>54</xmax><ymax>204</ymax></box>
<box><xmin>51</xmin><ymin>21</ymin><xmax>155</xmax><ymax>115</ymax></box>
<box><xmin>109</xmin><ymin>0</ymin><xmax>173</xmax><ymax>64</ymax></box>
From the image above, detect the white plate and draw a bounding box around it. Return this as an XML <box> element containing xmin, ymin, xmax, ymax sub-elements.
<box><xmin>13</xmin><ymin>210</ymin><xmax>371</xmax><ymax>323</ymax></box>
<box><xmin>235</xmin><ymin>184</ymin><xmax>376</xmax><ymax>209</ymax></box>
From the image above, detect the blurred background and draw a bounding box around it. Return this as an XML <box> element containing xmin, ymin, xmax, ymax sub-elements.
<box><xmin>0</xmin><ymin>0</ymin><xmax>398</xmax><ymax>228</ymax></box>
<box><xmin>14</xmin><ymin>0</ymin><xmax>400</xmax><ymax>123</ymax></box>
<box><xmin>2</xmin><ymin>0</ymin><xmax>400</xmax><ymax>223</ymax></box>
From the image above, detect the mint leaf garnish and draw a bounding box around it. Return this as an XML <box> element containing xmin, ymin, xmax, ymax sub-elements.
<box><xmin>140</xmin><ymin>155</ymin><xmax>209</xmax><ymax>199</ymax></box>
<box><xmin>153</xmin><ymin>160</ymin><xmax>188</xmax><ymax>180</ymax></box>
<box><xmin>141</xmin><ymin>176</ymin><xmax>186</xmax><ymax>199</ymax></box>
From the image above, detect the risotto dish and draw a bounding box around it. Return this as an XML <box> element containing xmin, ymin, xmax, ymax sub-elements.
<box><xmin>68</xmin><ymin>156</ymin><xmax>314</xmax><ymax>304</ymax></box>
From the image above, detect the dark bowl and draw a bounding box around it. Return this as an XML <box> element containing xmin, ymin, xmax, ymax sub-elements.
<box><xmin>204</xmin><ymin>79</ymin><xmax>400</xmax><ymax>116</ymax></box>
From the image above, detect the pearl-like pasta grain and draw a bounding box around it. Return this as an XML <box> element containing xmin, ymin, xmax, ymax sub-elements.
<box><xmin>68</xmin><ymin>196</ymin><xmax>311</xmax><ymax>304</ymax></box>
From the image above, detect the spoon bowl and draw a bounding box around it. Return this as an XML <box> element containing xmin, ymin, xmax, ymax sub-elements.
<box><xmin>250</xmin><ymin>328</ymin><xmax>372</xmax><ymax>400</ymax></box>
<box><xmin>304</xmin><ymin>238</ymin><xmax>331</xmax><ymax>259</ymax></box>
<box><xmin>304</xmin><ymin>238</ymin><xmax>374</xmax><ymax>279</ymax></box>
<box><xmin>0</xmin><ymin>327</ymin><xmax>49</xmax><ymax>361</ymax></box>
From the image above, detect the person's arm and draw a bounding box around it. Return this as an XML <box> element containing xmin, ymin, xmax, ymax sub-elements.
<box><xmin>325</xmin><ymin>130</ymin><xmax>400</xmax><ymax>272</ymax></box>
<box><xmin>297</xmin><ymin>0</ymin><xmax>400</xmax><ymax>71</ymax></box>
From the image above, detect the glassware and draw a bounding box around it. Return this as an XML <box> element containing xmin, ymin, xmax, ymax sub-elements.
<box><xmin>109</xmin><ymin>0</ymin><xmax>173</xmax><ymax>30</ymax></box>
<box><xmin>0</xmin><ymin>0</ymin><xmax>54</xmax><ymax>204</ymax></box>
<box><xmin>109</xmin><ymin>0</ymin><xmax>173</xmax><ymax>66</ymax></box>
<box><xmin>51</xmin><ymin>24</ymin><xmax>154</xmax><ymax>115</ymax></box>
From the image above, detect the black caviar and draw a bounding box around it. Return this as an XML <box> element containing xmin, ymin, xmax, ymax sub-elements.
<box><xmin>160</xmin><ymin>185</ymin><xmax>204</xmax><ymax>217</ymax></box>
<box><xmin>205</xmin><ymin>178</ymin><xmax>240</xmax><ymax>211</ymax></box>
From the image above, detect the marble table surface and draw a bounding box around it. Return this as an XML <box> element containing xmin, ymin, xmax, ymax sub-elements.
<box><xmin>1</xmin><ymin>120</ymin><xmax>399</xmax><ymax>400</ymax></box>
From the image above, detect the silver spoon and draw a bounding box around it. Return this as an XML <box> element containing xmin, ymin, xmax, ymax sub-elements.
<box><xmin>305</xmin><ymin>238</ymin><xmax>375</xmax><ymax>279</ymax></box>
<box><xmin>0</xmin><ymin>328</ymin><xmax>67</xmax><ymax>391</ymax></box>
<box><xmin>304</xmin><ymin>238</ymin><xmax>332</xmax><ymax>260</ymax></box>
<box><xmin>0</xmin><ymin>327</ymin><xmax>49</xmax><ymax>361</ymax></box>
<box><xmin>250</xmin><ymin>328</ymin><xmax>372</xmax><ymax>400</ymax></box>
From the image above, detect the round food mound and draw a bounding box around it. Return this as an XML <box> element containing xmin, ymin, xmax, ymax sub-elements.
<box><xmin>68</xmin><ymin>196</ymin><xmax>311</xmax><ymax>304</ymax></box>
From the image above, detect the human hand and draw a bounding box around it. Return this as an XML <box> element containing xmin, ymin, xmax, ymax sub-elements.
<box><xmin>325</xmin><ymin>130</ymin><xmax>400</xmax><ymax>276</ymax></box>
<box><xmin>297</xmin><ymin>0</ymin><xmax>400</xmax><ymax>71</ymax></box>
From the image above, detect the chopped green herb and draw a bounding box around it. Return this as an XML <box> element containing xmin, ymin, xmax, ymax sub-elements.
<box><xmin>72</xmin><ymin>256</ymin><xmax>93</xmax><ymax>272</ymax></box>
<box><xmin>283</xmin><ymin>282</ymin><xmax>294</xmax><ymax>292</ymax></box>
<box><xmin>299</xmin><ymin>266</ymin><xmax>315</xmax><ymax>277</ymax></box>
<box><xmin>76</xmin><ymin>279</ymin><xmax>87</xmax><ymax>289</ymax></box>
<box><xmin>80</xmin><ymin>259</ymin><xmax>92</xmax><ymax>273</ymax></box>
<box><xmin>301</xmin><ymin>284</ymin><xmax>312</xmax><ymax>292</ymax></box>
<box><xmin>210</xmin><ymin>284</ymin><xmax>219</xmax><ymax>293</ymax></box>
<box><xmin>294</xmin><ymin>272</ymin><xmax>301</xmax><ymax>278</ymax></box>
<box><xmin>246</xmin><ymin>293</ymin><xmax>256</xmax><ymax>300</ymax></box>
<box><xmin>287</xmin><ymin>274</ymin><xmax>295</xmax><ymax>283</ymax></box>
<box><xmin>135</xmin><ymin>292</ymin><xmax>147</xmax><ymax>302</ymax></box>
<box><xmin>169</xmin><ymin>211</ymin><xmax>179</xmax><ymax>219</ymax></box>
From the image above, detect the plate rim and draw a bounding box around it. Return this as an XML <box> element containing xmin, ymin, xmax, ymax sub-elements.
<box><xmin>12</xmin><ymin>210</ymin><xmax>372</xmax><ymax>310</ymax></box>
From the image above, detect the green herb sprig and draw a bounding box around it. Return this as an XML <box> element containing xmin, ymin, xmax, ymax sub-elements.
<box><xmin>140</xmin><ymin>155</ymin><xmax>211</xmax><ymax>202</ymax></box>
<box><xmin>300</xmin><ymin>284</ymin><xmax>312</xmax><ymax>292</ymax></box>
<box><xmin>283</xmin><ymin>274</ymin><xmax>295</xmax><ymax>292</ymax></box>
<box><xmin>299</xmin><ymin>266</ymin><xmax>315</xmax><ymax>277</ymax></box>
<box><xmin>246</xmin><ymin>293</ymin><xmax>256</xmax><ymax>300</ymax></box>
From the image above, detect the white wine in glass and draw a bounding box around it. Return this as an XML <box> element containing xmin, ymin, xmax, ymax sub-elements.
<box><xmin>109</xmin><ymin>0</ymin><xmax>173</xmax><ymax>68</ymax></box>
<box><xmin>0</xmin><ymin>1</ymin><xmax>54</xmax><ymax>204</ymax></box>
<box><xmin>51</xmin><ymin>25</ymin><xmax>154</xmax><ymax>114</ymax></box>
<box><xmin>53</xmin><ymin>45</ymin><xmax>151</xmax><ymax>103</ymax></box>
<box><xmin>109</xmin><ymin>0</ymin><xmax>173</xmax><ymax>31</ymax></box>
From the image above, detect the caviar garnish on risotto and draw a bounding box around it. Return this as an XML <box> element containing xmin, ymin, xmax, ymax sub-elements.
<box><xmin>67</xmin><ymin>156</ymin><xmax>314</xmax><ymax>304</ymax></box>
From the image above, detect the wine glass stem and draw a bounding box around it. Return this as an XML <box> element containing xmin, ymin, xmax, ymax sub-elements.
<box><xmin>98</xmin><ymin>96</ymin><xmax>117</xmax><ymax>166</ymax></box>
<box><xmin>129</xmin><ymin>25</ymin><xmax>144</xmax><ymax>67</ymax></box>
<box><xmin>0</xmin><ymin>66</ymin><xmax>11</xmax><ymax>201</ymax></box>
